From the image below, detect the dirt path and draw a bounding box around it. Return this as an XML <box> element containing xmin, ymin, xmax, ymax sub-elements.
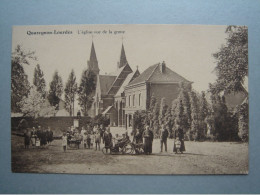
<box><xmin>12</xmin><ymin>135</ymin><xmax>248</xmax><ymax>174</ymax></box>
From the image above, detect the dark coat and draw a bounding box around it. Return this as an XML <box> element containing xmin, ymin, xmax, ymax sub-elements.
<box><xmin>142</xmin><ymin>129</ymin><xmax>154</xmax><ymax>154</ymax></box>
<box><xmin>103</xmin><ymin>131</ymin><xmax>112</xmax><ymax>147</ymax></box>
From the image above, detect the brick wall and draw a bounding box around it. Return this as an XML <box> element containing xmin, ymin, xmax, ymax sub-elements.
<box><xmin>11</xmin><ymin>116</ymin><xmax>92</xmax><ymax>134</ymax></box>
<box><xmin>149</xmin><ymin>83</ymin><xmax>181</xmax><ymax>106</ymax></box>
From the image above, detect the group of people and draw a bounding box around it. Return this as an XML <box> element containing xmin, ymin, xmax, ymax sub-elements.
<box><xmin>133</xmin><ymin>124</ymin><xmax>185</xmax><ymax>154</ymax></box>
<box><xmin>61</xmin><ymin>124</ymin><xmax>116</xmax><ymax>152</ymax></box>
<box><xmin>23</xmin><ymin>126</ymin><xmax>53</xmax><ymax>149</ymax></box>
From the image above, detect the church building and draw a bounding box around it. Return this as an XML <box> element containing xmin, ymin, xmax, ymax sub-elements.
<box><xmin>87</xmin><ymin>41</ymin><xmax>192</xmax><ymax>131</ymax></box>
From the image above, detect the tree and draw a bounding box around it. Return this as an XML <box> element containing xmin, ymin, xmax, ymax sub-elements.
<box><xmin>159</xmin><ymin>97</ymin><xmax>168</xmax><ymax>126</ymax></box>
<box><xmin>18</xmin><ymin>86</ymin><xmax>56</xmax><ymax>118</ymax></box>
<box><xmin>174</xmin><ymin>98</ymin><xmax>185</xmax><ymax>132</ymax></box>
<box><xmin>133</xmin><ymin>110</ymin><xmax>148</xmax><ymax>134</ymax></box>
<box><xmin>178</xmin><ymin>83</ymin><xmax>192</xmax><ymax>133</ymax></box>
<box><xmin>212</xmin><ymin>26</ymin><xmax>248</xmax><ymax>93</ymax></box>
<box><xmin>11</xmin><ymin>45</ymin><xmax>37</xmax><ymax>112</ymax></box>
<box><xmin>77</xmin><ymin>69</ymin><xmax>96</xmax><ymax>116</ymax></box>
<box><xmin>64</xmin><ymin>69</ymin><xmax>77</xmax><ymax>116</ymax></box>
<box><xmin>164</xmin><ymin>107</ymin><xmax>174</xmax><ymax>137</ymax></box>
<box><xmin>199</xmin><ymin>91</ymin><xmax>209</xmax><ymax>137</ymax></box>
<box><xmin>33</xmin><ymin>64</ymin><xmax>46</xmax><ymax>97</ymax></box>
<box><xmin>48</xmin><ymin>71</ymin><xmax>63</xmax><ymax>109</ymax></box>
<box><xmin>209</xmin><ymin>92</ymin><xmax>229</xmax><ymax>141</ymax></box>
<box><xmin>237</xmin><ymin>102</ymin><xmax>248</xmax><ymax>142</ymax></box>
<box><xmin>189</xmin><ymin>91</ymin><xmax>203</xmax><ymax>141</ymax></box>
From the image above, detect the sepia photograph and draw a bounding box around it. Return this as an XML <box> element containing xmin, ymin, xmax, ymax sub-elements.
<box><xmin>11</xmin><ymin>24</ymin><xmax>248</xmax><ymax>175</ymax></box>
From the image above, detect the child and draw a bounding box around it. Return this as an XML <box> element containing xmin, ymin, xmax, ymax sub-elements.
<box><xmin>35</xmin><ymin>137</ymin><xmax>40</xmax><ymax>148</ymax></box>
<box><xmin>62</xmin><ymin>132</ymin><xmax>67</xmax><ymax>152</ymax></box>
<box><xmin>175</xmin><ymin>137</ymin><xmax>181</xmax><ymax>154</ymax></box>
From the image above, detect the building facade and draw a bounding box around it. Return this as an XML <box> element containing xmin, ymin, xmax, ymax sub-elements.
<box><xmin>124</xmin><ymin>62</ymin><xmax>192</xmax><ymax>130</ymax></box>
<box><xmin>87</xmin><ymin>42</ymin><xmax>192</xmax><ymax>131</ymax></box>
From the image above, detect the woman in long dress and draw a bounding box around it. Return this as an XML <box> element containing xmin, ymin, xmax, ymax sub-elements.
<box><xmin>142</xmin><ymin>126</ymin><xmax>153</xmax><ymax>154</ymax></box>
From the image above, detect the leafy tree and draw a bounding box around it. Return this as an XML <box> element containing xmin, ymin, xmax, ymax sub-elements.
<box><xmin>11</xmin><ymin>45</ymin><xmax>37</xmax><ymax>112</ymax></box>
<box><xmin>77</xmin><ymin>69</ymin><xmax>96</xmax><ymax>116</ymax></box>
<box><xmin>18</xmin><ymin>86</ymin><xmax>56</xmax><ymax>118</ymax></box>
<box><xmin>159</xmin><ymin>97</ymin><xmax>168</xmax><ymax>126</ymax></box>
<box><xmin>199</xmin><ymin>91</ymin><xmax>209</xmax><ymax>137</ymax></box>
<box><xmin>133</xmin><ymin>110</ymin><xmax>148</xmax><ymax>135</ymax></box>
<box><xmin>164</xmin><ymin>107</ymin><xmax>174</xmax><ymax>137</ymax></box>
<box><xmin>92</xmin><ymin>114</ymin><xmax>110</xmax><ymax>127</ymax></box>
<box><xmin>237</xmin><ymin>102</ymin><xmax>248</xmax><ymax>142</ymax></box>
<box><xmin>189</xmin><ymin>91</ymin><xmax>204</xmax><ymax>141</ymax></box>
<box><xmin>33</xmin><ymin>64</ymin><xmax>46</xmax><ymax>97</ymax></box>
<box><xmin>178</xmin><ymin>83</ymin><xmax>191</xmax><ymax>133</ymax></box>
<box><xmin>64</xmin><ymin>69</ymin><xmax>77</xmax><ymax>116</ymax></box>
<box><xmin>48</xmin><ymin>71</ymin><xmax>63</xmax><ymax>109</ymax></box>
<box><xmin>212</xmin><ymin>26</ymin><xmax>248</xmax><ymax>93</ymax></box>
<box><xmin>209</xmin><ymin>92</ymin><xmax>230</xmax><ymax>141</ymax></box>
<box><xmin>174</xmin><ymin>98</ymin><xmax>185</xmax><ymax>133</ymax></box>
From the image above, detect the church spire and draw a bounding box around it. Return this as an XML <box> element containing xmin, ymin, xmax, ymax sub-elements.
<box><xmin>88</xmin><ymin>41</ymin><xmax>100</xmax><ymax>75</ymax></box>
<box><xmin>118</xmin><ymin>43</ymin><xmax>128</xmax><ymax>69</ymax></box>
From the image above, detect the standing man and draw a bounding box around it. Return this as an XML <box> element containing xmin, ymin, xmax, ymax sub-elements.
<box><xmin>160</xmin><ymin>125</ymin><xmax>169</xmax><ymax>152</ymax></box>
<box><xmin>94</xmin><ymin>130</ymin><xmax>101</xmax><ymax>150</ymax></box>
<box><xmin>142</xmin><ymin>126</ymin><xmax>154</xmax><ymax>155</ymax></box>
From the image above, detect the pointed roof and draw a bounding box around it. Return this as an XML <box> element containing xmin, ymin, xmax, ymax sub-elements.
<box><xmin>118</xmin><ymin>44</ymin><xmax>128</xmax><ymax>69</ymax></box>
<box><xmin>107</xmin><ymin>64</ymin><xmax>133</xmax><ymax>95</ymax></box>
<box><xmin>128</xmin><ymin>63</ymin><xmax>191</xmax><ymax>86</ymax></box>
<box><xmin>98</xmin><ymin>75</ymin><xmax>117</xmax><ymax>95</ymax></box>
<box><xmin>115</xmin><ymin>68</ymin><xmax>140</xmax><ymax>97</ymax></box>
<box><xmin>90</xmin><ymin>41</ymin><xmax>97</xmax><ymax>62</ymax></box>
<box><xmin>87</xmin><ymin>41</ymin><xmax>100</xmax><ymax>74</ymax></box>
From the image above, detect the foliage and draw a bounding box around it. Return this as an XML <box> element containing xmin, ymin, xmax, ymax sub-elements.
<box><xmin>11</xmin><ymin>45</ymin><xmax>36</xmax><ymax>112</ymax></box>
<box><xmin>18</xmin><ymin>86</ymin><xmax>56</xmax><ymax>118</ymax></box>
<box><xmin>209</xmin><ymin>93</ymin><xmax>230</xmax><ymax>141</ymax></box>
<box><xmin>92</xmin><ymin>114</ymin><xmax>110</xmax><ymax>127</ymax></box>
<box><xmin>48</xmin><ymin>71</ymin><xmax>63</xmax><ymax>109</ymax></box>
<box><xmin>237</xmin><ymin>102</ymin><xmax>249</xmax><ymax>142</ymax></box>
<box><xmin>212</xmin><ymin>26</ymin><xmax>248</xmax><ymax>93</ymax></box>
<box><xmin>77</xmin><ymin>69</ymin><xmax>96</xmax><ymax>116</ymax></box>
<box><xmin>159</xmin><ymin>97</ymin><xmax>168</xmax><ymax>126</ymax></box>
<box><xmin>189</xmin><ymin>91</ymin><xmax>201</xmax><ymax>140</ymax></box>
<box><xmin>33</xmin><ymin>64</ymin><xmax>46</xmax><ymax>98</ymax></box>
<box><xmin>133</xmin><ymin>110</ymin><xmax>148</xmax><ymax>135</ymax></box>
<box><xmin>64</xmin><ymin>69</ymin><xmax>77</xmax><ymax>116</ymax></box>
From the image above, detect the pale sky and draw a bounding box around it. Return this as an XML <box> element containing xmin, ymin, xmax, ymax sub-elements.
<box><xmin>12</xmin><ymin>24</ymin><xmax>228</xmax><ymax>94</ymax></box>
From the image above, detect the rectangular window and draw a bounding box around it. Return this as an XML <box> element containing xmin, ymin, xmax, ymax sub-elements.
<box><xmin>129</xmin><ymin>95</ymin><xmax>131</xmax><ymax>107</ymax></box>
<box><xmin>133</xmin><ymin>94</ymin><xmax>135</xmax><ymax>107</ymax></box>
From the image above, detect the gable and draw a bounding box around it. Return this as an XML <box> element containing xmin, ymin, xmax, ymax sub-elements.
<box><xmin>107</xmin><ymin>64</ymin><xmax>133</xmax><ymax>95</ymax></box>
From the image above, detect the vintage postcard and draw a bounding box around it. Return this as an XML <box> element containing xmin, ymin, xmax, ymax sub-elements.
<box><xmin>11</xmin><ymin>24</ymin><xmax>248</xmax><ymax>174</ymax></box>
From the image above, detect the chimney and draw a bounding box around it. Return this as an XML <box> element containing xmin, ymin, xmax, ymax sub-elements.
<box><xmin>160</xmin><ymin>61</ymin><xmax>166</xmax><ymax>73</ymax></box>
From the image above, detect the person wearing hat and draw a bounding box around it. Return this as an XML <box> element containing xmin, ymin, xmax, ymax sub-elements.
<box><xmin>142</xmin><ymin>125</ymin><xmax>154</xmax><ymax>154</ymax></box>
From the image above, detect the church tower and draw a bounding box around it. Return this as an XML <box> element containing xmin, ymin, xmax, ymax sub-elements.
<box><xmin>117</xmin><ymin>43</ymin><xmax>128</xmax><ymax>69</ymax></box>
<box><xmin>87</xmin><ymin>41</ymin><xmax>100</xmax><ymax>75</ymax></box>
